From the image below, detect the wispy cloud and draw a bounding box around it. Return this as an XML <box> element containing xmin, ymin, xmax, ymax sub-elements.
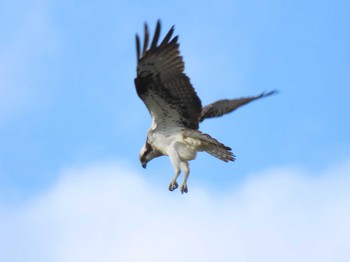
<box><xmin>1</xmin><ymin>159</ymin><xmax>349</xmax><ymax>262</ymax></box>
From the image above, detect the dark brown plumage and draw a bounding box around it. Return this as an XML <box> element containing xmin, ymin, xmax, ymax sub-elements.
<box><xmin>135</xmin><ymin>20</ymin><xmax>202</xmax><ymax>130</ymax></box>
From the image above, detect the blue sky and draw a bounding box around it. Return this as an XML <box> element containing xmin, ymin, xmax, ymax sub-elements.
<box><xmin>1</xmin><ymin>0</ymin><xmax>350</xmax><ymax>261</ymax></box>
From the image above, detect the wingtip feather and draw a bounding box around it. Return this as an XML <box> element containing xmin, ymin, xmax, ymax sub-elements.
<box><xmin>150</xmin><ymin>20</ymin><xmax>161</xmax><ymax>50</ymax></box>
<box><xmin>261</xmin><ymin>89</ymin><xmax>279</xmax><ymax>97</ymax></box>
<box><xmin>159</xmin><ymin>25</ymin><xmax>175</xmax><ymax>48</ymax></box>
<box><xmin>142</xmin><ymin>22</ymin><xmax>150</xmax><ymax>56</ymax></box>
<box><xmin>136</xmin><ymin>34</ymin><xmax>141</xmax><ymax>61</ymax></box>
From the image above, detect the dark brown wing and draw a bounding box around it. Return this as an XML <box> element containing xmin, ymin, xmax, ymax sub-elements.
<box><xmin>199</xmin><ymin>90</ymin><xmax>278</xmax><ymax>122</ymax></box>
<box><xmin>135</xmin><ymin>20</ymin><xmax>202</xmax><ymax>130</ymax></box>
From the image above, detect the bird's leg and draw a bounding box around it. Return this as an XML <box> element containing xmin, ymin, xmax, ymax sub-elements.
<box><xmin>168</xmin><ymin>146</ymin><xmax>181</xmax><ymax>191</ymax></box>
<box><xmin>180</xmin><ymin>161</ymin><xmax>189</xmax><ymax>194</ymax></box>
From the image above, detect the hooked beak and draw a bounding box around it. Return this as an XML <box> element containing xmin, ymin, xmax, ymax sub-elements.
<box><xmin>142</xmin><ymin>163</ymin><xmax>147</xmax><ymax>169</ymax></box>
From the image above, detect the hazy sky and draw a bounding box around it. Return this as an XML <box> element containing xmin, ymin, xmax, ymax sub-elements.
<box><xmin>1</xmin><ymin>0</ymin><xmax>349</xmax><ymax>261</ymax></box>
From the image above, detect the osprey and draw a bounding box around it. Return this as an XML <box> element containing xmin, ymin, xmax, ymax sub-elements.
<box><xmin>135</xmin><ymin>20</ymin><xmax>277</xmax><ymax>193</ymax></box>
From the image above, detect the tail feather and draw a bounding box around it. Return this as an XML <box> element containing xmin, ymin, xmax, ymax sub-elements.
<box><xmin>206</xmin><ymin>144</ymin><xmax>235</xmax><ymax>162</ymax></box>
<box><xmin>183</xmin><ymin>129</ymin><xmax>235</xmax><ymax>162</ymax></box>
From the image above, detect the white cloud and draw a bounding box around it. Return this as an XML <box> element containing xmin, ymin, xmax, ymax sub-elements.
<box><xmin>0</xmin><ymin>160</ymin><xmax>349</xmax><ymax>262</ymax></box>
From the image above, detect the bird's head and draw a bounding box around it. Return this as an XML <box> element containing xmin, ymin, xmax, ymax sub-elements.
<box><xmin>139</xmin><ymin>140</ymin><xmax>162</xmax><ymax>169</ymax></box>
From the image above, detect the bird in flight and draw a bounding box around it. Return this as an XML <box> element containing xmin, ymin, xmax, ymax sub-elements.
<box><xmin>134</xmin><ymin>20</ymin><xmax>277</xmax><ymax>193</ymax></box>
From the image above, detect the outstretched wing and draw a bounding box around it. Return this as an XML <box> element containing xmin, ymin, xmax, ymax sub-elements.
<box><xmin>135</xmin><ymin>20</ymin><xmax>202</xmax><ymax>130</ymax></box>
<box><xmin>199</xmin><ymin>90</ymin><xmax>278</xmax><ymax>122</ymax></box>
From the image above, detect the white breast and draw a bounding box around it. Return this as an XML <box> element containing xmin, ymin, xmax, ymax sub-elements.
<box><xmin>148</xmin><ymin>128</ymin><xmax>199</xmax><ymax>161</ymax></box>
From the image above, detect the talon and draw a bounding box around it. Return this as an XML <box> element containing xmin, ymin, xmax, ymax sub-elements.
<box><xmin>168</xmin><ymin>181</ymin><xmax>178</xmax><ymax>191</ymax></box>
<box><xmin>180</xmin><ymin>184</ymin><xmax>188</xmax><ymax>194</ymax></box>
